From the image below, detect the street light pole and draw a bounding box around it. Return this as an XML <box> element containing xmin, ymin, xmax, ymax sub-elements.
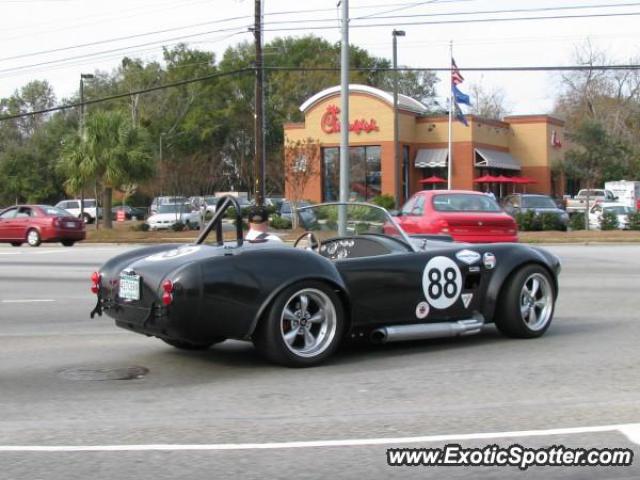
<box><xmin>392</xmin><ymin>29</ymin><xmax>405</xmax><ymax>209</ymax></box>
<box><xmin>79</xmin><ymin>73</ymin><xmax>94</xmax><ymax>222</ymax></box>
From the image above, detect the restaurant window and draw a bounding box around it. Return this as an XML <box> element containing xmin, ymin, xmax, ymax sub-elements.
<box><xmin>322</xmin><ymin>146</ymin><xmax>381</xmax><ymax>202</ymax></box>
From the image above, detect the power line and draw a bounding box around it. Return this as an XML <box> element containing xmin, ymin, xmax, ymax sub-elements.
<box><xmin>2</xmin><ymin>1</ymin><xmax>630</xmax><ymax>66</ymax></box>
<box><xmin>3</xmin><ymin>63</ymin><xmax>640</xmax><ymax>121</ymax></box>
<box><xmin>0</xmin><ymin>67</ymin><xmax>251</xmax><ymax>121</ymax></box>
<box><xmin>263</xmin><ymin>10</ymin><xmax>640</xmax><ymax>32</ymax></box>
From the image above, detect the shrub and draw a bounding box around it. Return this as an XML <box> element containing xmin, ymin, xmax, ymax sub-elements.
<box><xmin>515</xmin><ymin>210</ymin><xmax>542</xmax><ymax>231</ymax></box>
<box><xmin>569</xmin><ymin>212</ymin><xmax>586</xmax><ymax>231</ymax></box>
<box><xmin>540</xmin><ymin>212</ymin><xmax>563</xmax><ymax>231</ymax></box>
<box><xmin>270</xmin><ymin>215</ymin><xmax>292</xmax><ymax>230</ymax></box>
<box><xmin>600</xmin><ymin>210</ymin><xmax>619</xmax><ymax>230</ymax></box>
<box><xmin>131</xmin><ymin>222</ymin><xmax>150</xmax><ymax>232</ymax></box>
<box><xmin>628</xmin><ymin>212</ymin><xmax>640</xmax><ymax>230</ymax></box>
<box><xmin>171</xmin><ymin>221</ymin><xmax>185</xmax><ymax>232</ymax></box>
<box><xmin>371</xmin><ymin>194</ymin><xmax>396</xmax><ymax>210</ymax></box>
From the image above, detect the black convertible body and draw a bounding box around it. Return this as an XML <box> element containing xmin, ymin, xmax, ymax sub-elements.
<box><xmin>91</xmin><ymin>196</ymin><xmax>561</xmax><ymax>366</ymax></box>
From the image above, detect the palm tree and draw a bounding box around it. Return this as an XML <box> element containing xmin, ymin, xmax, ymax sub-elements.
<box><xmin>60</xmin><ymin>110</ymin><xmax>154</xmax><ymax>228</ymax></box>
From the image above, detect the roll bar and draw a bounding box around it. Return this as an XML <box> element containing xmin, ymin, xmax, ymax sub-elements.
<box><xmin>195</xmin><ymin>195</ymin><xmax>244</xmax><ymax>246</ymax></box>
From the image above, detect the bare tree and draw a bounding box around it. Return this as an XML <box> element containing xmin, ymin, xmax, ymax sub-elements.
<box><xmin>467</xmin><ymin>80</ymin><xmax>511</xmax><ymax>120</ymax></box>
<box><xmin>283</xmin><ymin>138</ymin><xmax>320</xmax><ymax>229</ymax></box>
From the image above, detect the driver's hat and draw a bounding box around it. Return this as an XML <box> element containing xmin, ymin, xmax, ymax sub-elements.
<box><xmin>247</xmin><ymin>205</ymin><xmax>269</xmax><ymax>224</ymax></box>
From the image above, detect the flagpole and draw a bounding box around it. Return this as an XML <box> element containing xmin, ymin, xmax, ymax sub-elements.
<box><xmin>447</xmin><ymin>40</ymin><xmax>453</xmax><ymax>190</ymax></box>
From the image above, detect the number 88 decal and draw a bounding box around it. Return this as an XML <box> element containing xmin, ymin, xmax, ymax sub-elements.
<box><xmin>422</xmin><ymin>256</ymin><xmax>462</xmax><ymax>309</ymax></box>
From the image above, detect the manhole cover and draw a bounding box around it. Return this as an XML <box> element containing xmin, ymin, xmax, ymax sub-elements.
<box><xmin>58</xmin><ymin>366</ymin><xmax>149</xmax><ymax>381</ymax></box>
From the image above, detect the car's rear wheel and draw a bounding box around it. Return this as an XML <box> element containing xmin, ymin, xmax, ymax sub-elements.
<box><xmin>81</xmin><ymin>213</ymin><xmax>92</xmax><ymax>224</ymax></box>
<box><xmin>10</xmin><ymin>242</ymin><xmax>21</xmax><ymax>247</ymax></box>
<box><xmin>161</xmin><ymin>337</ymin><xmax>225</xmax><ymax>350</ymax></box>
<box><xmin>26</xmin><ymin>229</ymin><xmax>41</xmax><ymax>247</ymax></box>
<box><xmin>494</xmin><ymin>264</ymin><xmax>555</xmax><ymax>338</ymax></box>
<box><xmin>61</xmin><ymin>240</ymin><xmax>75</xmax><ymax>247</ymax></box>
<box><xmin>253</xmin><ymin>281</ymin><xmax>344</xmax><ymax>367</ymax></box>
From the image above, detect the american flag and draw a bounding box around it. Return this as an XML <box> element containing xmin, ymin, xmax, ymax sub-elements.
<box><xmin>451</xmin><ymin>58</ymin><xmax>464</xmax><ymax>85</ymax></box>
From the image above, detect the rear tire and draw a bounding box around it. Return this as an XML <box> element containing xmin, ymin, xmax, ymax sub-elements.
<box><xmin>253</xmin><ymin>281</ymin><xmax>344</xmax><ymax>367</ymax></box>
<box><xmin>494</xmin><ymin>264</ymin><xmax>556</xmax><ymax>338</ymax></box>
<box><xmin>61</xmin><ymin>240</ymin><xmax>75</xmax><ymax>247</ymax></box>
<box><xmin>81</xmin><ymin>213</ymin><xmax>92</xmax><ymax>224</ymax></box>
<box><xmin>161</xmin><ymin>337</ymin><xmax>225</xmax><ymax>350</ymax></box>
<box><xmin>26</xmin><ymin>229</ymin><xmax>41</xmax><ymax>247</ymax></box>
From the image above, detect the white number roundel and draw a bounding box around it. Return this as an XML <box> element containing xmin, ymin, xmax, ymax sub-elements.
<box><xmin>422</xmin><ymin>256</ymin><xmax>462</xmax><ymax>310</ymax></box>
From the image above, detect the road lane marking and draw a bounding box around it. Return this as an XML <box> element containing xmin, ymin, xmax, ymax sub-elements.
<box><xmin>0</xmin><ymin>299</ymin><xmax>56</xmax><ymax>303</ymax></box>
<box><xmin>0</xmin><ymin>423</ymin><xmax>638</xmax><ymax>452</ymax></box>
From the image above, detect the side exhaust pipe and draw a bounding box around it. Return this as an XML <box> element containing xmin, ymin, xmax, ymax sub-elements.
<box><xmin>370</xmin><ymin>317</ymin><xmax>484</xmax><ymax>344</ymax></box>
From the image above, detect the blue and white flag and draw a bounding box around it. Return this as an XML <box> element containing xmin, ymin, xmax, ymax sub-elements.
<box><xmin>452</xmin><ymin>84</ymin><xmax>471</xmax><ymax>106</ymax></box>
<box><xmin>451</xmin><ymin>57</ymin><xmax>469</xmax><ymax>126</ymax></box>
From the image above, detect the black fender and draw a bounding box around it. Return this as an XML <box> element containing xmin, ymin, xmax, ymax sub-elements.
<box><xmin>482</xmin><ymin>244</ymin><xmax>560</xmax><ymax>322</ymax></box>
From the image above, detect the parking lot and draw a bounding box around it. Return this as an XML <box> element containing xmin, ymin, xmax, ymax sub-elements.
<box><xmin>0</xmin><ymin>243</ymin><xmax>639</xmax><ymax>479</ymax></box>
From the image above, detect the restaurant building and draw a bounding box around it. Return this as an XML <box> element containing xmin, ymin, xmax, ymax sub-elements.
<box><xmin>283</xmin><ymin>84</ymin><xmax>565</xmax><ymax>204</ymax></box>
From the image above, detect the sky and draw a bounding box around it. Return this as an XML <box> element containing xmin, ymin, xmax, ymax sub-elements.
<box><xmin>1</xmin><ymin>0</ymin><xmax>640</xmax><ymax>115</ymax></box>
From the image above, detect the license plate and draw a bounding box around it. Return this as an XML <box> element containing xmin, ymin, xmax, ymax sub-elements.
<box><xmin>65</xmin><ymin>222</ymin><xmax>76</xmax><ymax>228</ymax></box>
<box><xmin>119</xmin><ymin>273</ymin><xmax>141</xmax><ymax>301</ymax></box>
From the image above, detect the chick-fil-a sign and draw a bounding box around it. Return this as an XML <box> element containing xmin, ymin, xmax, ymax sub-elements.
<box><xmin>320</xmin><ymin>104</ymin><xmax>379</xmax><ymax>134</ymax></box>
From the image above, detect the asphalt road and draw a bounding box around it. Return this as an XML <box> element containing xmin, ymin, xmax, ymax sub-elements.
<box><xmin>0</xmin><ymin>243</ymin><xmax>638</xmax><ymax>479</ymax></box>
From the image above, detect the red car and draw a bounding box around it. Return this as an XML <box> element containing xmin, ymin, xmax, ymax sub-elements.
<box><xmin>0</xmin><ymin>205</ymin><xmax>86</xmax><ymax>247</ymax></box>
<box><xmin>395</xmin><ymin>190</ymin><xmax>518</xmax><ymax>243</ymax></box>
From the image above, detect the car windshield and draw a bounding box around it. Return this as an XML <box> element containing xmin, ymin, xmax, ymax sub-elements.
<box><xmin>522</xmin><ymin>196</ymin><xmax>557</xmax><ymax>209</ymax></box>
<box><xmin>604</xmin><ymin>206</ymin><xmax>632</xmax><ymax>215</ymax></box>
<box><xmin>296</xmin><ymin>203</ymin><xmax>413</xmax><ymax>248</ymax></box>
<box><xmin>158</xmin><ymin>204</ymin><xmax>190</xmax><ymax>214</ymax></box>
<box><xmin>433</xmin><ymin>193</ymin><xmax>502</xmax><ymax>212</ymax></box>
<box><xmin>43</xmin><ymin>206</ymin><xmax>72</xmax><ymax>217</ymax></box>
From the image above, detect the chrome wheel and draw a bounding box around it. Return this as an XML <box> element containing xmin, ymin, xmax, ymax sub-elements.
<box><xmin>519</xmin><ymin>273</ymin><xmax>553</xmax><ymax>331</ymax></box>
<box><xmin>280</xmin><ymin>288</ymin><xmax>337</xmax><ymax>358</ymax></box>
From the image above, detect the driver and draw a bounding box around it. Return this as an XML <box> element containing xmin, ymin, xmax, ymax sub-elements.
<box><xmin>246</xmin><ymin>205</ymin><xmax>282</xmax><ymax>243</ymax></box>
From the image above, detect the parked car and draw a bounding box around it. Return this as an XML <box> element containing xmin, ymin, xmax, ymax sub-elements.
<box><xmin>394</xmin><ymin>190</ymin><xmax>518</xmax><ymax>243</ymax></box>
<box><xmin>111</xmin><ymin>205</ymin><xmax>147</xmax><ymax>221</ymax></box>
<box><xmin>0</xmin><ymin>205</ymin><xmax>85</xmax><ymax>247</ymax></box>
<box><xmin>90</xmin><ymin>197</ymin><xmax>560</xmax><ymax>367</ymax></box>
<box><xmin>604</xmin><ymin>180</ymin><xmax>640</xmax><ymax>211</ymax></box>
<box><xmin>150</xmin><ymin>196</ymin><xmax>188</xmax><ymax>215</ymax></box>
<box><xmin>588</xmin><ymin>202</ymin><xmax>634</xmax><ymax>230</ymax></box>
<box><xmin>501</xmin><ymin>194</ymin><xmax>569</xmax><ymax>230</ymax></box>
<box><xmin>146</xmin><ymin>203</ymin><xmax>201</xmax><ymax>230</ymax></box>
<box><xmin>55</xmin><ymin>198</ymin><xmax>101</xmax><ymax>224</ymax></box>
<box><xmin>278</xmin><ymin>200</ymin><xmax>316</xmax><ymax>225</ymax></box>
<box><xmin>202</xmin><ymin>196</ymin><xmax>219</xmax><ymax>216</ymax></box>
<box><xmin>565</xmin><ymin>189</ymin><xmax>617</xmax><ymax>214</ymax></box>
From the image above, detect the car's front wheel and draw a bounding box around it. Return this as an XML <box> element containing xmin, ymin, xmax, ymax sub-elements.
<box><xmin>494</xmin><ymin>264</ymin><xmax>555</xmax><ymax>338</ymax></box>
<box><xmin>253</xmin><ymin>281</ymin><xmax>344</xmax><ymax>367</ymax></box>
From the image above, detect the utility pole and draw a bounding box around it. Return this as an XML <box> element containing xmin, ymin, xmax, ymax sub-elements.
<box><xmin>338</xmin><ymin>0</ymin><xmax>349</xmax><ymax>236</ymax></box>
<box><xmin>392</xmin><ymin>29</ymin><xmax>405</xmax><ymax>209</ymax></box>
<box><xmin>79</xmin><ymin>73</ymin><xmax>94</xmax><ymax>223</ymax></box>
<box><xmin>253</xmin><ymin>0</ymin><xmax>265</xmax><ymax>206</ymax></box>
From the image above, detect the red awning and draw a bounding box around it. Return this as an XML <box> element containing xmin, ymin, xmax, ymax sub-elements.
<box><xmin>473</xmin><ymin>175</ymin><xmax>499</xmax><ymax>183</ymax></box>
<box><xmin>510</xmin><ymin>176</ymin><xmax>537</xmax><ymax>184</ymax></box>
<box><xmin>495</xmin><ymin>175</ymin><xmax>514</xmax><ymax>183</ymax></box>
<box><xmin>419</xmin><ymin>175</ymin><xmax>447</xmax><ymax>184</ymax></box>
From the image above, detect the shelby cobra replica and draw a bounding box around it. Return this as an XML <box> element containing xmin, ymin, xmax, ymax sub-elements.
<box><xmin>91</xmin><ymin>196</ymin><xmax>560</xmax><ymax>367</ymax></box>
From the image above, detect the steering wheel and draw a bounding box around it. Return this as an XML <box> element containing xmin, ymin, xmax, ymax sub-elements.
<box><xmin>293</xmin><ymin>231</ymin><xmax>321</xmax><ymax>252</ymax></box>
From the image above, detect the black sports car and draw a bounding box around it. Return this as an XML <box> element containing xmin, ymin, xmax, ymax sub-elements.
<box><xmin>91</xmin><ymin>196</ymin><xmax>561</xmax><ymax>367</ymax></box>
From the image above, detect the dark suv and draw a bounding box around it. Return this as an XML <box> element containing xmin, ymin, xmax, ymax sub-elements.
<box><xmin>501</xmin><ymin>194</ymin><xmax>569</xmax><ymax>230</ymax></box>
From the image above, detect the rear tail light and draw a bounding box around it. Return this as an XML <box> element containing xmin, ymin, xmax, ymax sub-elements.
<box><xmin>162</xmin><ymin>279</ymin><xmax>174</xmax><ymax>305</ymax></box>
<box><xmin>435</xmin><ymin>219</ymin><xmax>450</xmax><ymax>233</ymax></box>
<box><xmin>52</xmin><ymin>217</ymin><xmax>61</xmax><ymax>227</ymax></box>
<box><xmin>91</xmin><ymin>272</ymin><xmax>101</xmax><ymax>294</ymax></box>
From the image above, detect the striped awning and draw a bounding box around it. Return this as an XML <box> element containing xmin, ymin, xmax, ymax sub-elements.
<box><xmin>415</xmin><ymin>148</ymin><xmax>448</xmax><ymax>168</ymax></box>
<box><xmin>474</xmin><ymin>148</ymin><xmax>521</xmax><ymax>171</ymax></box>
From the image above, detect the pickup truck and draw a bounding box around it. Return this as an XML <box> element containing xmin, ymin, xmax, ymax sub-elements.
<box><xmin>565</xmin><ymin>189</ymin><xmax>617</xmax><ymax>214</ymax></box>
